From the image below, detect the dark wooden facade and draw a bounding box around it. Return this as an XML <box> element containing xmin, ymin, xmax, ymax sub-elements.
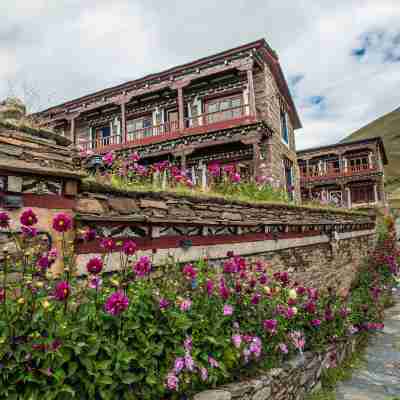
<box><xmin>35</xmin><ymin>39</ymin><xmax>302</xmax><ymax>199</ymax></box>
<box><xmin>297</xmin><ymin>137</ymin><xmax>388</xmax><ymax>208</ymax></box>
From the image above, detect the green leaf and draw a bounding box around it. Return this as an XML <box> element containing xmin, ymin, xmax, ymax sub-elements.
<box><xmin>97</xmin><ymin>376</ymin><xmax>113</xmax><ymax>385</ymax></box>
<box><xmin>121</xmin><ymin>372</ymin><xmax>143</xmax><ymax>384</ymax></box>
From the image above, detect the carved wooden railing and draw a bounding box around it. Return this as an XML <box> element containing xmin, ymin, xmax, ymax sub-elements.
<box><xmin>300</xmin><ymin>165</ymin><xmax>379</xmax><ymax>183</ymax></box>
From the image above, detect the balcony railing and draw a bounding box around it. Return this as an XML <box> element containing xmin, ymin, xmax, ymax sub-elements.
<box><xmin>300</xmin><ymin>164</ymin><xmax>379</xmax><ymax>182</ymax></box>
<box><xmin>184</xmin><ymin>104</ymin><xmax>249</xmax><ymax>128</ymax></box>
<box><xmin>78</xmin><ymin>104</ymin><xmax>252</xmax><ymax>153</ymax></box>
<box><xmin>80</xmin><ymin>134</ymin><xmax>122</xmax><ymax>151</ymax></box>
<box><xmin>127</xmin><ymin>120</ymin><xmax>179</xmax><ymax>143</ymax></box>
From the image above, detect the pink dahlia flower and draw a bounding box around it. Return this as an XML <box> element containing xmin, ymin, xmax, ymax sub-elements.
<box><xmin>54</xmin><ymin>281</ymin><xmax>70</xmax><ymax>301</ymax></box>
<box><xmin>104</xmin><ymin>291</ymin><xmax>129</xmax><ymax>316</ymax></box>
<box><xmin>86</xmin><ymin>257</ymin><xmax>103</xmax><ymax>274</ymax></box>
<box><xmin>52</xmin><ymin>213</ymin><xmax>72</xmax><ymax>233</ymax></box>
<box><xmin>20</xmin><ymin>209</ymin><xmax>38</xmax><ymax>226</ymax></box>
<box><xmin>122</xmin><ymin>240</ymin><xmax>137</xmax><ymax>256</ymax></box>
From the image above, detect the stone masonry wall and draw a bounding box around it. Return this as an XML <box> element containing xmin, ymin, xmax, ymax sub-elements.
<box><xmin>254</xmin><ymin>64</ymin><xmax>300</xmax><ymax>200</ymax></box>
<box><xmin>75</xmin><ymin>184</ymin><xmax>375</xmax><ymax>294</ymax></box>
<box><xmin>193</xmin><ymin>335</ymin><xmax>361</xmax><ymax>400</ymax></box>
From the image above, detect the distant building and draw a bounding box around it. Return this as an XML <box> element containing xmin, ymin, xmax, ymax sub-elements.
<box><xmin>34</xmin><ymin>39</ymin><xmax>302</xmax><ymax>200</ymax></box>
<box><xmin>297</xmin><ymin>137</ymin><xmax>388</xmax><ymax>208</ymax></box>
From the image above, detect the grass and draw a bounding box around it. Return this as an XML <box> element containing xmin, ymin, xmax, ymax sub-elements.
<box><xmin>306</xmin><ymin>336</ymin><xmax>368</xmax><ymax>400</ymax></box>
<box><xmin>81</xmin><ymin>175</ymin><xmax>370</xmax><ymax>216</ymax></box>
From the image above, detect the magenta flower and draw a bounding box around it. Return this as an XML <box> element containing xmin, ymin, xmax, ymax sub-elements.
<box><xmin>289</xmin><ymin>331</ymin><xmax>305</xmax><ymax>351</ymax></box>
<box><xmin>278</xmin><ymin>343</ymin><xmax>289</xmax><ymax>354</ymax></box>
<box><xmin>100</xmin><ymin>238</ymin><xmax>116</xmax><ymax>252</ymax></box>
<box><xmin>324</xmin><ymin>307</ymin><xmax>334</xmax><ymax>321</ymax></box>
<box><xmin>219</xmin><ymin>280</ymin><xmax>230</xmax><ymax>300</ymax></box>
<box><xmin>173</xmin><ymin>357</ymin><xmax>185</xmax><ymax>374</ymax></box>
<box><xmin>48</xmin><ymin>248</ymin><xmax>58</xmax><ymax>261</ymax></box>
<box><xmin>22</xmin><ymin>226</ymin><xmax>37</xmax><ymax>238</ymax></box>
<box><xmin>207</xmin><ymin>162</ymin><xmax>221</xmax><ymax>177</ymax></box>
<box><xmin>122</xmin><ymin>240</ymin><xmax>137</xmax><ymax>256</ymax></box>
<box><xmin>305</xmin><ymin>301</ymin><xmax>316</xmax><ymax>314</ymax></box>
<box><xmin>296</xmin><ymin>286</ymin><xmax>306</xmax><ymax>296</ymax></box>
<box><xmin>251</xmin><ymin>293</ymin><xmax>261</xmax><ymax>305</ymax></box>
<box><xmin>263</xmin><ymin>319</ymin><xmax>278</xmax><ymax>334</ymax></box>
<box><xmin>54</xmin><ymin>281</ymin><xmax>70</xmax><ymax>301</ymax></box>
<box><xmin>86</xmin><ymin>257</ymin><xmax>103</xmax><ymax>274</ymax></box>
<box><xmin>223</xmin><ymin>164</ymin><xmax>235</xmax><ymax>174</ymax></box>
<box><xmin>232</xmin><ymin>334</ymin><xmax>242</xmax><ymax>348</ymax></box>
<box><xmin>83</xmin><ymin>228</ymin><xmax>96</xmax><ymax>241</ymax></box>
<box><xmin>104</xmin><ymin>291</ymin><xmax>129</xmax><ymax>316</ymax></box>
<box><xmin>223</xmin><ymin>304</ymin><xmax>234</xmax><ymax>316</ymax></box>
<box><xmin>130</xmin><ymin>152</ymin><xmax>141</xmax><ymax>162</ymax></box>
<box><xmin>182</xmin><ymin>263</ymin><xmax>197</xmax><ymax>280</ymax></box>
<box><xmin>20</xmin><ymin>209</ymin><xmax>38</xmax><ymax>226</ymax></box>
<box><xmin>88</xmin><ymin>276</ymin><xmax>103</xmax><ymax>290</ymax></box>
<box><xmin>0</xmin><ymin>212</ymin><xmax>10</xmax><ymax>228</ymax></box>
<box><xmin>206</xmin><ymin>279</ymin><xmax>214</xmax><ymax>296</ymax></box>
<box><xmin>133</xmin><ymin>256</ymin><xmax>152</xmax><ymax>278</ymax></box>
<box><xmin>249</xmin><ymin>336</ymin><xmax>262</xmax><ymax>358</ymax></box>
<box><xmin>184</xmin><ymin>336</ymin><xmax>192</xmax><ymax>352</ymax></box>
<box><xmin>52</xmin><ymin>213</ymin><xmax>72</xmax><ymax>233</ymax></box>
<box><xmin>166</xmin><ymin>373</ymin><xmax>179</xmax><ymax>391</ymax></box>
<box><xmin>208</xmin><ymin>356</ymin><xmax>219</xmax><ymax>368</ymax></box>
<box><xmin>180</xmin><ymin>298</ymin><xmax>192</xmax><ymax>312</ymax></box>
<box><xmin>37</xmin><ymin>255</ymin><xmax>51</xmax><ymax>271</ymax></box>
<box><xmin>0</xmin><ymin>288</ymin><xmax>5</xmax><ymax>303</ymax></box>
<box><xmin>159</xmin><ymin>298</ymin><xmax>170</xmax><ymax>310</ymax></box>
<box><xmin>184</xmin><ymin>354</ymin><xmax>195</xmax><ymax>371</ymax></box>
<box><xmin>230</xmin><ymin>172</ymin><xmax>241</xmax><ymax>183</ymax></box>
<box><xmin>102</xmin><ymin>151</ymin><xmax>114</xmax><ymax>167</ymax></box>
<box><xmin>200</xmin><ymin>367</ymin><xmax>208</xmax><ymax>381</ymax></box>
<box><xmin>311</xmin><ymin>319</ymin><xmax>321</xmax><ymax>327</ymax></box>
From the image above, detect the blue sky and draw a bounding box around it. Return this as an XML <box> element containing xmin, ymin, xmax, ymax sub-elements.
<box><xmin>0</xmin><ymin>0</ymin><xmax>399</xmax><ymax>149</ymax></box>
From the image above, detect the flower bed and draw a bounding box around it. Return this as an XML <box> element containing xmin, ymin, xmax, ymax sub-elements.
<box><xmin>0</xmin><ymin>211</ymin><xmax>398</xmax><ymax>399</ymax></box>
<box><xmin>83</xmin><ymin>151</ymin><xmax>289</xmax><ymax>204</ymax></box>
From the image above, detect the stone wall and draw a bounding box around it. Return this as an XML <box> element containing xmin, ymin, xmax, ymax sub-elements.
<box><xmin>194</xmin><ymin>335</ymin><xmax>361</xmax><ymax>400</ymax></box>
<box><xmin>75</xmin><ymin>184</ymin><xmax>375</xmax><ymax>293</ymax></box>
<box><xmin>254</xmin><ymin>63</ymin><xmax>300</xmax><ymax>200</ymax></box>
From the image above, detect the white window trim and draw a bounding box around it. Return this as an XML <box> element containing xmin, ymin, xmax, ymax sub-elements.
<box><xmin>280</xmin><ymin>111</ymin><xmax>290</xmax><ymax>148</ymax></box>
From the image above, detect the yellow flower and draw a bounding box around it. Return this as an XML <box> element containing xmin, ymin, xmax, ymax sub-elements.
<box><xmin>292</xmin><ymin>307</ymin><xmax>298</xmax><ymax>315</ymax></box>
<box><xmin>35</xmin><ymin>281</ymin><xmax>44</xmax><ymax>288</ymax></box>
<box><xmin>263</xmin><ymin>286</ymin><xmax>271</xmax><ymax>295</ymax></box>
<box><xmin>42</xmin><ymin>300</ymin><xmax>50</xmax><ymax>309</ymax></box>
<box><xmin>17</xmin><ymin>298</ymin><xmax>25</xmax><ymax>305</ymax></box>
<box><xmin>110</xmin><ymin>278</ymin><xmax>119</xmax><ymax>286</ymax></box>
<box><xmin>288</xmin><ymin>289</ymin><xmax>297</xmax><ymax>300</ymax></box>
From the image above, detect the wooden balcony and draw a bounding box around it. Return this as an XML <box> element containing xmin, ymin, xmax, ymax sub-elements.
<box><xmin>78</xmin><ymin>105</ymin><xmax>253</xmax><ymax>153</ymax></box>
<box><xmin>300</xmin><ymin>165</ymin><xmax>380</xmax><ymax>184</ymax></box>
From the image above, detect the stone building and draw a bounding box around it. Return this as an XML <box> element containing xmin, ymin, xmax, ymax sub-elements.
<box><xmin>35</xmin><ymin>39</ymin><xmax>302</xmax><ymax>200</ymax></box>
<box><xmin>297</xmin><ymin>137</ymin><xmax>387</xmax><ymax>208</ymax></box>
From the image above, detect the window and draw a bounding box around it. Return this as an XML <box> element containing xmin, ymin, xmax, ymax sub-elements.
<box><xmin>167</xmin><ymin>110</ymin><xmax>179</xmax><ymax>131</ymax></box>
<box><xmin>94</xmin><ymin>125</ymin><xmax>111</xmax><ymax>147</ymax></box>
<box><xmin>351</xmin><ymin>185</ymin><xmax>374</xmax><ymax>204</ymax></box>
<box><xmin>348</xmin><ymin>156</ymin><xmax>369</xmax><ymax>172</ymax></box>
<box><xmin>127</xmin><ymin>116</ymin><xmax>152</xmax><ymax>140</ymax></box>
<box><xmin>280</xmin><ymin>109</ymin><xmax>289</xmax><ymax>144</ymax></box>
<box><xmin>283</xmin><ymin>157</ymin><xmax>294</xmax><ymax>201</ymax></box>
<box><xmin>206</xmin><ymin>96</ymin><xmax>242</xmax><ymax>124</ymax></box>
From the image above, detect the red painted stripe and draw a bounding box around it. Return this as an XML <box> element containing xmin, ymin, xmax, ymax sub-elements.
<box><xmin>23</xmin><ymin>194</ymin><xmax>76</xmax><ymax>209</ymax></box>
<box><xmin>76</xmin><ymin>230</ymin><xmax>323</xmax><ymax>254</ymax></box>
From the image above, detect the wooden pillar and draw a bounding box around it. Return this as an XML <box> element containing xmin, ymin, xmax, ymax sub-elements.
<box><xmin>346</xmin><ymin>187</ymin><xmax>352</xmax><ymax>208</ymax></box>
<box><xmin>121</xmin><ymin>102</ymin><xmax>127</xmax><ymax>143</ymax></box>
<box><xmin>374</xmin><ymin>183</ymin><xmax>378</xmax><ymax>203</ymax></box>
<box><xmin>247</xmin><ymin>67</ymin><xmax>256</xmax><ymax>117</ymax></box>
<box><xmin>178</xmin><ymin>87</ymin><xmax>185</xmax><ymax>130</ymax></box>
<box><xmin>252</xmin><ymin>142</ymin><xmax>260</xmax><ymax>179</ymax></box>
<box><xmin>181</xmin><ymin>153</ymin><xmax>187</xmax><ymax>171</ymax></box>
<box><xmin>305</xmin><ymin>159</ymin><xmax>309</xmax><ymax>178</ymax></box>
<box><xmin>70</xmin><ymin>117</ymin><xmax>76</xmax><ymax>145</ymax></box>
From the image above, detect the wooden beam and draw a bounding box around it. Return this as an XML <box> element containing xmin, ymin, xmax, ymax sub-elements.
<box><xmin>120</xmin><ymin>102</ymin><xmax>127</xmax><ymax>143</ymax></box>
<box><xmin>177</xmin><ymin>87</ymin><xmax>185</xmax><ymax>130</ymax></box>
<box><xmin>246</xmin><ymin>66</ymin><xmax>256</xmax><ymax>117</ymax></box>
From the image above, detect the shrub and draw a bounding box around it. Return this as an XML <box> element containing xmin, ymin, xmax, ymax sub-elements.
<box><xmin>0</xmin><ymin>212</ymin><xmax>398</xmax><ymax>399</ymax></box>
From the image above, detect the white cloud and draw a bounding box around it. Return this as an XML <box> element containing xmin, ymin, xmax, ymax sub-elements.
<box><xmin>0</xmin><ymin>0</ymin><xmax>399</xmax><ymax>150</ymax></box>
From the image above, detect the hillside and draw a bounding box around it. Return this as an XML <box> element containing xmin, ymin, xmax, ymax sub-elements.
<box><xmin>341</xmin><ymin>107</ymin><xmax>400</xmax><ymax>192</ymax></box>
